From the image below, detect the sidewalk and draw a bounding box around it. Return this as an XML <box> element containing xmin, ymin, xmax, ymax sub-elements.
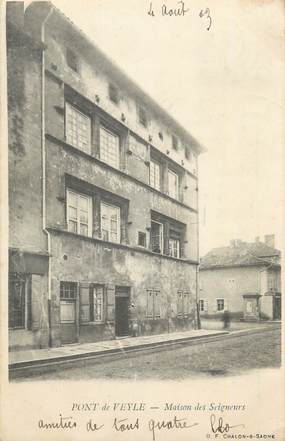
<box><xmin>10</xmin><ymin>328</ymin><xmax>228</xmax><ymax>369</ymax></box>
<box><xmin>9</xmin><ymin>323</ymin><xmax>280</xmax><ymax>373</ymax></box>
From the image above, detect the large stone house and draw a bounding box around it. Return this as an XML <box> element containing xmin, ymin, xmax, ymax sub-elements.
<box><xmin>7</xmin><ymin>2</ymin><xmax>205</xmax><ymax>350</ymax></box>
<box><xmin>199</xmin><ymin>235</ymin><xmax>281</xmax><ymax>321</ymax></box>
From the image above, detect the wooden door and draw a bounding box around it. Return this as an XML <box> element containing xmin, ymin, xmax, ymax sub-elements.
<box><xmin>115</xmin><ymin>287</ymin><xmax>130</xmax><ymax>336</ymax></box>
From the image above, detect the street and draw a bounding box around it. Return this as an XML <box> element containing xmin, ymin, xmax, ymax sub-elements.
<box><xmin>13</xmin><ymin>326</ymin><xmax>281</xmax><ymax>382</ymax></box>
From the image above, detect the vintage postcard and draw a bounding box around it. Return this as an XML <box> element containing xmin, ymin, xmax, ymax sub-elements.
<box><xmin>0</xmin><ymin>0</ymin><xmax>284</xmax><ymax>440</ymax></box>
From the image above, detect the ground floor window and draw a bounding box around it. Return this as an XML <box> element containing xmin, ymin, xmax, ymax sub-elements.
<box><xmin>216</xmin><ymin>298</ymin><xmax>225</xmax><ymax>311</ymax></box>
<box><xmin>90</xmin><ymin>285</ymin><xmax>104</xmax><ymax>322</ymax></box>
<box><xmin>177</xmin><ymin>291</ymin><xmax>190</xmax><ymax>317</ymax></box>
<box><xmin>9</xmin><ymin>274</ymin><xmax>31</xmax><ymax>329</ymax></box>
<box><xmin>146</xmin><ymin>290</ymin><xmax>161</xmax><ymax>319</ymax></box>
<box><xmin>79</xmin><ymin>283</ymin><xmax>106</xmax><ymax>323</ymax></box>
<box><xmin>199</xmin><ymin>299</ymin><xmax>208</xmax><ymax>312</ymax></box>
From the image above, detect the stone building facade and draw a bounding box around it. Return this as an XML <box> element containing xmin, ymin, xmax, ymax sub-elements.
<box><xmin>8</xmin><ymin>2</ymin><xmax>204</xmax><ymax>350</ymax></box>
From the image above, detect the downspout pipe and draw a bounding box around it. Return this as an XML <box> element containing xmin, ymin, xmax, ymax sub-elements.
<box><xmin>40</xmin><ymin>5</ymin><xmax>54</xmax><ymax>347</ymax></box>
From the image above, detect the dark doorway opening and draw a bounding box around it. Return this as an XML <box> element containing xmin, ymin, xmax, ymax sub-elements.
<box><xmin>115</xmin><ymin>287</ymin><xmax>130</xmax><ymax>337</ymax></box>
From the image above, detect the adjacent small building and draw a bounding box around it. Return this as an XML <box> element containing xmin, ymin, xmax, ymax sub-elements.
<box><xmin>199</xmin><ymin>235</ymin><xmax>281</xmax><ymax>321</ymax></box>
<box><xmin>7</xmin><ymin>2</ymin><xmax>205</xmax><ymax>350</ymax></box>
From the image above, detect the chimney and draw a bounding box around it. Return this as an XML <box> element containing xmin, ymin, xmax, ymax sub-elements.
<box><xmin>255</xmin><ymin>236</ymin><xmax>260</xmax><ymax>243</ymax></box>
<box><xmin>264</xmin><ymin>234</ymin><xmax>275</xmax><ymax>248</ymax></box>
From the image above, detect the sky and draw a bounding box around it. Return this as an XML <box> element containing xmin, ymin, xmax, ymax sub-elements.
<box><xmin>47</xmin><ymin>0</ymin><xmax>284</xmax><ymax>255</ymax></box>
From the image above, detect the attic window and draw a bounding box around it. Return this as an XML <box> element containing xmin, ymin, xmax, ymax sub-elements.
<box><xmin>138</xmin><ymin>106</ymin><xmax>148</xmax><ymax>128</ymax></box>
<box><xmin>109</xmin><ymin>83</ymin><xmax>119</xmax><ymax>104</ymax></box>
<box><xmin>66</xmin><ymin>48</ymin><xmax>79</xmax><ymax>73</ymax></box>
<box><xmin>172</xmin><ymin>135</ymin><xmax>178</xmax><ymax>150</ymax></box>
<box><xmin>185</xmin><ymin>146</ymin><xmax>191</xmax><ymax>160</ymax></box>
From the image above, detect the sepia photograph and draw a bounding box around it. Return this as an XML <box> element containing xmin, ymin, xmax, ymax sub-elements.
<box><xmin>1</xmin><ymin>0</ymin><xmax>284</xmax><ymax>440</ymax></box>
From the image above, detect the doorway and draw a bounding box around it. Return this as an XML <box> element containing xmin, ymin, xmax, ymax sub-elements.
<box><xmin>273</xmin><ymin>295</ymin><xmax>281</xmax><ymax>320</ymax></box>
<box><xmin>115</xmin><ymin>287</ymin><xmax>130</xmax><ymax>337</ymax></box>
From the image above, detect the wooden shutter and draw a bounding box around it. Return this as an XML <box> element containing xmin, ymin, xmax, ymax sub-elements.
<box><xmin>183</xmin><ymin>291</ymin><xmax>189</xmax><ymax>316</ymax></box>
<box><xmin>177</xmin><ymin>291</ymin><xmax>183</xmax><ymax>316</ymax></box>
<box><xmin>106</xmin><ymin>285</ymin><xmax>115</xmax><ymax>322</ymax></box>
<box><xmin>147</xmin><ymin>290</ymin><xmax>154</xmax><ymax>318</ymax></box>
<box><xmin>224</xmin><ymin>299</ymin><xmax>228</xmax><ymax>311</ymax></box>
<box><xmin>204</xmin><ymin>299</ymin><xmax>208</xmax><ymax>312</ymax></box>
<box><xmin>80</xmin><ymin>283</ymin><xmax>90</xmax><ymax>323</ymax></box>
<box><xmin>154</xmin><ymin>291</ymin><xmax>160</xmax><ymax>318</ymax></box>
<box><xmin>31</xmin><ymin>275</ymin><xmax>41</xmax><ymax>330</ymax></box>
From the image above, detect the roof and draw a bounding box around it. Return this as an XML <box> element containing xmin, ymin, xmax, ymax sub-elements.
<box><xmin>200</xmin><ymin>241</ymin><xmax>281</xmax><ymax>270</ymax></box>
<box><xmin>23</xmin><ymin>1</ymin><xmax>206</xmax><ymax>155</ymax></box>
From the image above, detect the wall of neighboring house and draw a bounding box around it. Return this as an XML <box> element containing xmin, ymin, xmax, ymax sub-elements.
<box><xmin>199</xmin><ymin>266</ymin><xmax>261</xmax><ymax>317</ymax></box>
<box><xmin>7</xmin><ymin>12</ymin><xmax>50</xmax><ymax>350</ymax></box>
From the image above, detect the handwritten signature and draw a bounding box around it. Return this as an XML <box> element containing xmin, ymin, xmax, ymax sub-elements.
<box><xmin>210</xmin><ymin>414</ymin><xmax>245</xmax><ymax>434</ymax></box>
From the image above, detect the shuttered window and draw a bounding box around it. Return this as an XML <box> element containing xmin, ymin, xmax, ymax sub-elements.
<box><xmin>168</xmin><ymin>169</ymin><xmax>179</xmax><ymax>199</ymax></box>
<box><xmin>177</xmin><ymin>291</ymin><xmax>190</xmax><ymax>317</ymax></box>
<box><xmin>146</xmin><ymin>290</ymin><xmax>161</xmax><ymax>319</ymax></box>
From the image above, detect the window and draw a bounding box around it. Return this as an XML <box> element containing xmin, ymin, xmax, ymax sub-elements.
<box><xmin>146</xmin><ymin>290</ymin><xmax>161</xmax><ymax>318</ymax></box>
<box><xmin>66</xmin><ymin>48</ymin><xmax>80</xmax><ymax>73</ymax></box>
<box><xmin>172</xmin><ymin>134</ymin><xmax>178</xmax><ymax>150</ymax></box>
<box><xmin>217</xmin><ymin>298</ymin><xmax>225</xmax><ymax>311</ymax></box>
<box><xmin>60</xmin><ymin>282</ymin><xmax>77</xmax><ymax>300</ymax></box>
<box><xmin>100</xmin><ymin>126</ymin><xmax>120</xmax><ymax>168</ymax></box>
<box><xmin>101</xmin><ymin>202</ymin><xmax>120</xmax><ymax>243</ymax></box>
<box><xmin>177</xmin><ymin>291</ymin><xmax>190</xmax><ymax>317</ymax></box>
<box><xmin>65</xmin><ymin>103</ymin><xmax>91</xmax><ymax>153</ymax></box>
<box><xmin>150</xmin><ymin>221</ymin><xmax>163</xmax><ymax>253</ymax></box>
<box><xmin>268</xmin><ymin>271</ymin><xmax>277</xmax><ymax>291</ymax></box>
<box><xmin>9</xmin><ymin>274</ymin><xmax>30</xmax><ymax>329</ymax></box>
<box><xmin>66</xmin><ymin>189</ymin><xmax>92</xmax><ymax>237</ymax></box>
<box><xmin>138</xmin><ymin>106</ymin><xmax>148</xmax><ymax>127</ymax></box>
<box><xmin>168</xmin><ymin>169</ymin><xmax>179</xmax><ymax>199</ymax></box>
<box><xmin>109</xmin><ymin>83</ymin><xmax>119</xmax><ymax>104</ymax></box>
<box><xmin>138</xmin><ymin>232</ymin><xmax>146</xmax><ymax>247</ymax></box>
<box><xmin>199</xmin><ymin>299</ymin><xmax>208</xmax><ymax>312</ymax></box>
<box><xmin>60</xmin><ymin>282</ymin><xmax>77</xmax><ymax>324</ymax></box>
<box><xmin>185</xmin><ymin>146</ymin><xmax>191</xmax><ymax>160</ymax></box>
<box><xmin>169</xmin><ymin>237</ymin><xmax>180</xmax><ymax>258</ymax></box>
<box><xmin>90</xmin><ymin>285</ymin><xmax>104</xmax><ymax>322</ymax></box>
<box><xmin>149</xmin><ymin>159</ymin><xmax>161</xmax><ymax>190</ymax></box>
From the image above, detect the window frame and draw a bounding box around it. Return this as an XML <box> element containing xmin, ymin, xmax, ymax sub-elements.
<box><xmin>138</xmin><ymin>231</ymin><xmax>147</xmax><ymax>247</ymax></box>
<box><xmin>100</xmin><ymin>201</ymin><xmax>121</xmax><ymax>244</ymax></box>
<box><xmin>138</xmin><ymin>105</ymin><xmax>148</xmax><ymax>128</ymax></box>
<box><xmin>168</xmin><ymin>168</ymin><xmax>179</xmax><ymax>199</ymax></box>
<box><xmin>169</xmin><ymin>236</ymin><xmax>180</xmax><ymax>258</ymax></box>
<box><xmin>149</xmin><ymin>158</ymin><xmax>161</xmax><ymax>191</ymax></box>
<box><xmin>150</xmin><ymin>220</ymin><xmax>164</xmax><ymax>254</ymax></box>
<box><xmin>90</xmin><ymin>285</ymin><xmax>105</xmax><ymax>323</ymax></box>
<box><xmin>66</xmin><ymin>47</ymin><xmax>80</xmax><ymax>73</ymax></box>
<box><xmin>216</xmin><ymin>298</ymin><xmax>225</xmax><ymax>312</ymax></box>
<box><xmin>99</xmin><ymin>125</ymin><xmax>120</xmax><ymax>169</ymax></box>
<box><xmin>172</xmin><ymin>134</ymin><xmax>178</xmax><ymax>150</ymax></box>
<box><xmin>9</xmin><ymin>274</ymin><xmax>31</xmax><ymax>330</ymax></box>
<box><xmin>66</xmin><ymin>188</ymin><xmax>93</xmax><ymax>237</ymax></box>
<box><xmin>199</xmin><ymin>299</ymin><xmax>204</xmax><ymax>312</ymax></box>
<box><xmin>65</xmin><ymin>102</ymin><xmax>91</xmax><ymax>154</ymax></box>
<box><xmin>108</xmin><ymin>83</ymin><xmax>119</xmax><ymax>104</ymax></box>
